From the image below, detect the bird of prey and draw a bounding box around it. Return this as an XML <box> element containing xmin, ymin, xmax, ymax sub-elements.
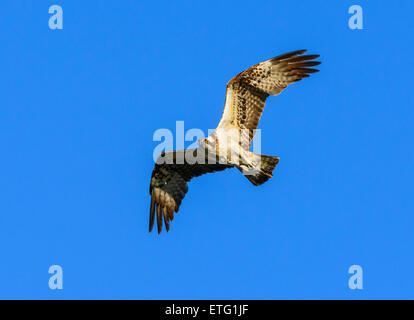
<box><xmin>149</xmin><ymin>49</ymin><xmax>320</xmax><ymax>233</ymax></box>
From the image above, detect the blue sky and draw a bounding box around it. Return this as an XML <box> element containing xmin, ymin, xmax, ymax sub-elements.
<box><xmin>0</xmin><ymin>0</ymin><xmax>413</xmax><ymax>299</ymax></box>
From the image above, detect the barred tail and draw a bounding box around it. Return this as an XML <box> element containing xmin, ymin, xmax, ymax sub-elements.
<box><xmin>238</xmin><ymin>154</ymin><xmax>279</xmax><ymax>186</ymax></box>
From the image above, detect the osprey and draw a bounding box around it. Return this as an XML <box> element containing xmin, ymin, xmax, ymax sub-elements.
<box><xmin>149</xmin><ymin>50</ymin><xmax>321</xmax><ymax>233</ymax></box>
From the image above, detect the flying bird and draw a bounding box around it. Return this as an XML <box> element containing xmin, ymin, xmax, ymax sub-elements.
<box><xmin>149</xmin><ymin>49</ymin><xmax>321</xmax><ymax>233</ymax></box>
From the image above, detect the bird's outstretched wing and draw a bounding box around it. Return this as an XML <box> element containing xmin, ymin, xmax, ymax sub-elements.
<box><xmin>149</xmin><ymin>149</ymin><xmax>232</xmax><ymax>234</ymax></box>
<box><xmin>217</xmin><ymin>49</ymin><xmax>321</xmax><ymax>145</ymax></box>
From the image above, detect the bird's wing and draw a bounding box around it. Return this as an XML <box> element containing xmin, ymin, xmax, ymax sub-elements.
<box><xmin>217</xmin><ymin>50</ymin><xmax>321</xmax><ymax>146</ymax></box>
<box><xmin>149</xmin><ymin>148</ymin><xmax>232</xmax><ymax>234</ymax></box>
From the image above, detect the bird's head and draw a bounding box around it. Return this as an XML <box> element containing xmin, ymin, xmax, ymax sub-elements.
<box><xmin>198</xmin><ymin>137</ymin><xmax>208</xmax><ymax>148</ymax></box>
<box><xmin>198</xmin><ymin>136</ymin><xmax>214</xmax><ymax>151</ymax></box>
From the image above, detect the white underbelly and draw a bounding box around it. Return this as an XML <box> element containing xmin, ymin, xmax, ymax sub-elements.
<box><xmin>212</xmin><ymin>127</ymin><xmax>250</xmax><ymax>165</ymax></box>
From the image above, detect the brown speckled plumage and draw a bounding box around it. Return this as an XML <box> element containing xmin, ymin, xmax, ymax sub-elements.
<box><xmin>218</xmin><ymin>49</ymin><xmax>320</xmax><ymax>146</ymax></box>
<box><xmin>149</xmin><ymin>50</ymin><xmax>321</xmax><ymax>233</ymax></box>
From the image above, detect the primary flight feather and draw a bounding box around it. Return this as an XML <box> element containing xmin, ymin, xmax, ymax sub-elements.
<box><xmin>149</xmin><ymin>49</ymin><xmax>321</xmax><ymax>233</ymax></box>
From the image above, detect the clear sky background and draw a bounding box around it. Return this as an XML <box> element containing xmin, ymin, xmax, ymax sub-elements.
<box><xmin>0</xmin><ymin>0</ymin><xmax>413</xmax><ymax>299</ymax></box>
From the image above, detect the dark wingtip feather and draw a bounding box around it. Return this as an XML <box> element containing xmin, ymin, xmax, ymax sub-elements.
<box><xmin>302</xmin><ymin>61</ymin><xmax>321</xmax><ymax>67</ymax></box>
<box><xmin>287</xmin><ymin>54</ymin><xmax>320</xmax><ymax>63</ymax></box>
<box><xmin>169</xmin><ymin>209</ymin><xmax>174</xmax><ymax>221</ymax></box>
<box><xmin>149</xmin><ymin>196</ymin><xmax>155</xmax><ymax>233</ymax></box>
<box><xmin>157</xmin><ymin>204</ymin><xmax>163</xmax><ymax>234</ymax></box>
<box><xmin>270</xmin><ymin>49</ymin><xmax>307</xmax><ymax>63</ymax></box>
<box><xmin>296</xmin><ymin>67</ymin><xmax>320</xmax><ymax>74</ymax></box>
<box><xmin>163</xmin><ymin>207</ymin><xmax>170</xmax><ymax>232</ymax></box>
